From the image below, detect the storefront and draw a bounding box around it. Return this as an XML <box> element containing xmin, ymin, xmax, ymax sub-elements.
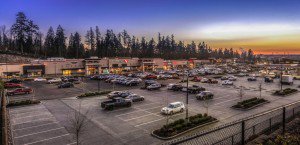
<box><xmin>62</xmin><ymin>68</ymin><xmax>85</xmax><ymax>76</ymax></box>
<box><xmin>23</xmin><ymin>65</ymin><xmax>45</xmax><ymax>77</ymax></box>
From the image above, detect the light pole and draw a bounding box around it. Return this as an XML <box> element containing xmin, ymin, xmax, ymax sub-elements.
<box><xmin>185</xmin><ymin>61</ymin><xmax>189</xmax><ymax>120</ymax></box>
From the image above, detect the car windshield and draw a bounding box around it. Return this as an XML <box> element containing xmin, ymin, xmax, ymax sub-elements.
<box><xmin>167</xmin><ymin>104</ymin><xmax>175</xmax><ymax>108</ymax></box>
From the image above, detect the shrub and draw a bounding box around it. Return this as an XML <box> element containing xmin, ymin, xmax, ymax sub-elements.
<box><xmin>233</xmin><ymin>97</ymin><xmax>268</xmax><ymax>109</ymax></box>
<box><xmin>7</xmin><ymin>100</ymin><xmax>40</xmax><ymax>107</ymax></box>
<box><xmin>274</xmin><ymin>88</ymin><xmax>298</xmax><ymax>96</ymax></box>
<box><xmin>153</xmin><ymin>113</ymin><xmax>216</xmax><ymax>138</ymax></box>
<box><xmin>77</xmin><ymin>91</ymin><xmax>111</xmax><ymax>98</ymax></box>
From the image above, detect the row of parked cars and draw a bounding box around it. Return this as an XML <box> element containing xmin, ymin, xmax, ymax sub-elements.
<box><xmin>3</xmin><ymin>79</ymin><xmax>33</xmax><ymax>96</ymax></box>
<box><xmin>91</xmin><ymin>74</ymin><xmax>142</xmax><ymax>86</ymax></box>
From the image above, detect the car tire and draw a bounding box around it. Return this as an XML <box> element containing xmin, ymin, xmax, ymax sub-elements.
<box><xmin>170</xmin><ymin>111</ymin><xmax>174</xmax><ymax>115</ymax></box>
<box><xmin>180</xmin><ymin>108</ymin><xmax>184</xmax><ymax>112</ymax></box>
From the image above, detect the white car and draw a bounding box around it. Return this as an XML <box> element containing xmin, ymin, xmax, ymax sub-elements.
<box><xmin>34</xmin><ymin>77</ymin><xmax>47</xmax><ymax>82</ymax></box>
<box><xmin>161</xmin><ymin>102</ymin><xmax>185</xmax><ymax>115</ymax></box>
<box><xmin>147</xmin><ymin>83</ymin><xmax>161</xmax><ymax>90</ymax></box>
<box><xmin>167</xmin><ymin>84</ymin><xmax>175</xmax><ymax>90</ymax></box>
<box><xmin>47</xmin><ymin>78</ymin><xmax>62</xmax><ymax>84</ymax></box>
<box><xmin>222</xmin><ymin>80</ymin><xmax>233</xmax><ymax>85</ymax></box>
<box><xmin>228</xmin><ymin>76</ymin><xmax>237</xmax><ymax>81</ymax></box>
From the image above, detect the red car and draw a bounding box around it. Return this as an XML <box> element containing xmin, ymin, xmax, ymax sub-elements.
<box><xmin>4</xmin><ymin>83</ymin><xmax>22</xmax><ymax>88</ymax></box>
<box><xmin>7</xmin><ymin>88</ymin><xmax>33</xmax><ymax>96</ymax></box>
<box><xmin>145</xmin><ymin>74</ymin><xmax>157</xmax><ymax>79</ymax></box>
<box><xmin>192</xmin><ymin>76</ymin><xmax>202</xmax><ymax>82</ymax></box>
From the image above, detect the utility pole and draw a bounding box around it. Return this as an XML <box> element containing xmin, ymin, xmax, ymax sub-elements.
<box><xmin>186</xmin><ymin>61</ymin><xmax>189</xmax><ymax>120</ymax></box>
<box><xmin>259</xmin><ymin>83</ymin><xmax>262</xmax><ymax>98</ymax></box>
<box><xmin>280</xmin><ymin>63</ymin><xmax>283</xmax><ymax>92</ymax></box>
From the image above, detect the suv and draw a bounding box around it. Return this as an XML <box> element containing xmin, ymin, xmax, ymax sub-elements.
<box><xmin>170</xmin><ymin>84</ymin><xmax>183</xmax><ymax>91</ymax></box>
<box><xmin>161</xmin><ymin>102</ymin><xmax>185</xmax><ymax>115</ymax></box>
<box><xmin>47</xmin><ymin>78</ymin><xmax>62</xmax><ymax>84</ymax></box>
<box><xmin>7</xmin><ymin>87</ymin><xmax>33</xmax><ymax>96</ymax></box>
<box><xmin>247</xmin><ymin>77</ymin><xmax>257</xmax><ymax>81</ymax></box>
<box><xmin>196</xmin><ymin>91</ymin><xmax>214</xmax><ymax>100</ymax></box>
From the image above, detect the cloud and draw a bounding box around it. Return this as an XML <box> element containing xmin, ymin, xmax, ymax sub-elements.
<box><xmin>194</xmin><ymin>22</ymin><xmax>300</xmax><ymax>40</ymax></box>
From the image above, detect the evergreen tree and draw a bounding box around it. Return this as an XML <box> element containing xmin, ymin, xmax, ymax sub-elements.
<box><xmin>44</xmin><ymin>27</ymin><xmax>55</xmax><ymax>57</ymax></box>
<box><xmin>95</xmin><ymin>26</ymin><xmax>102</xmax><ymax>57</ymax></box>
<box><xmin>85</xmin><ymin>27</ymin><xmax>95</xmax><ymax>55</ymax></box>
<box><xmin>55</xmin><ymin>25</ymin><xmax>67</xmax><ymax>57</ymax></box>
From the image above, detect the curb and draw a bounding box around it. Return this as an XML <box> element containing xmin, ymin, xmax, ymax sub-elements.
<box><xmin>151</xmin><ymin>120</ymin><xmax>218</xmax><ymax>140</ymax></box>
<box><xmin>231</xmin><ymin>101</ymin><xmax>270</xmax><ymax>111</ymax></box>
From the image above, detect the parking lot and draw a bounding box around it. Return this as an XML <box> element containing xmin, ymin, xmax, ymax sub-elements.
<box><xmin>10</xmin><ymin>104</ymin><xmax>75</xmax><ymax>145</ymax></box>
<box><xmin>8</xmin><ymin>76</ymin><xmax>300</xmax><ymax>144</ymax></box>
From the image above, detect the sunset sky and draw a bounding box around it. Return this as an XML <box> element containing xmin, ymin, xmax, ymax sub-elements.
<box><xmin>1</xmin><ymin>0</ymin><xmax>300</xmax><ymax>54</ymax></box>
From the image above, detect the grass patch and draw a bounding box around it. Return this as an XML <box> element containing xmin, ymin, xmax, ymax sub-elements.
<box><xmin>232</xmin><ymin>97</ymin><xmax>268</xmax><ymax>109</ymax></box>
<box><xmin>7</xmin><ymin>100</ymin><xmax>40</xmax><ymax>107</ymax></box>
<box><xmin>77</xmin><ymin>91</ymin><xmax>111</xmax><ymax>98</ymax></box>
<box><xmin>153</xmin><ymin>113</ymin><xmax>217</xmax><ymax>138</ymax></box>
<box><xmin>273</xmin><ymin>88</ymin><xmax>298</xmax><ymax>96</ymax></box>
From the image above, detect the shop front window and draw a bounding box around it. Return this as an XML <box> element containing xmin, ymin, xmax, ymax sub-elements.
<box><xmin>63</xmin><ymin>70</ymin><xmax>71</xmax><ymax>76</ymax></box>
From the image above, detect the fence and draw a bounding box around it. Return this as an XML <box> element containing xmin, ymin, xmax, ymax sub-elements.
<box><xmin>164</xmin><ymin>100</ymin><xmax>300</xmax><ymax>145</ymax></box>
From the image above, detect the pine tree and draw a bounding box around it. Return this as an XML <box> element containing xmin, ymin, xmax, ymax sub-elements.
<box><xmin>85</xmin><ymin>27</ymin><xmax>95</xmax><ymax>56</ymax></box>
<box><xmin>55</xmin><ymin>25</ymin><xmax>67</xmax><ymax>57</ymax></box>
<box><xmin>95</xmin><ymin>26</ymin><xmax>101</xmax><ymax>57</ymax></box>
<box><xmin>44</xmin><ymin>27</ymin><xmax>55</xmax><ymax>57</ymax></box>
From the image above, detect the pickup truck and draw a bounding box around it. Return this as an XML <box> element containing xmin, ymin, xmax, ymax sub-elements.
<box><xmin>101</xmin><ymin>97</ymin><xmax>132</xmax><ymax>110</ymax></box>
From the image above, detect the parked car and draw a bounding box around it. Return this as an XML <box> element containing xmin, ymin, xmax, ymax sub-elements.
<box><xmin>144</xmin><ymin>80</ymin><xmax>158</xmax><ymax>86</ymax></box>
<box><xmin>167</xmin><ymin>84</ymin><xmax>175</xmax><ymax>90</ymax></box>
<box><xmin>118</xmin><ymin>91</ymin><xmax>133</xmax><ymax>98</ymax></box>
<box><xmin>161</xmin><ymin>102</ymin><xmax>185</xmax><ymax>115</ymax></box>
<box><xmin>207</xmin><ymin>79</ymin><xmax>218</xmax><ymax>84</ymax></box>
<box><xmin>192</xmin><ymin>76</ymin><xmax>202</xmax><ymax>82</ymax></box>
<box><xmin>125</xmin><ymin>80</ymin><xmax>139</xmax><ymax>86</ymax></box>
<box><xmin>228</xmin><ymin>76</ymin><xmax>237</xmax><ymax>81</ymax></box>
<box><xmin>222</xmin><ymin>80</ymin><xmax>233</xmax><ymax>85</ymax></box>
<box><xmin>147</xmin><ymin>83</ymin><xmax>161</xmax><ymax>90</ymax></box>
<box><xmin>34</xmin><ymin>77</ymin><xmax>47</xmax><ymax>82</ymax></box>
<box><xmin>221</xmin><ymin>76</ymin><xmax>228</xmax><ymax>80</ymax></box>
<box><xmin>201</xmin><ymin>78</ymin><xmax>209</xmax><ymax>83</ymax></box>
<box><xmin>47</xmin><ymin>78</ymin><xmax>62</xmax><ymax>84</ymax></box>
<box><xmin>4</xmin><ymin>83</ymin><xmax>22</xmax><ymax>88</ymax></box>
<box><xmin>7</xmin><ymin>87</ymin><xmax>33</xmax><ymax>96</ymax></box>
<box><xmin>58</xmin><ymin>82</ymin><xmax>74</xmax><ymax>88</ymax></box>
<box><xmin>247</xmin><ymin>77</ymin><xmax>257</xmax><ymax>81</ymax></box>
<box><xmin>101</xmin><ymin>97</ymin><xmax>132</xmax><ymax>110</ymax></box>
<box><xmin>6</xmin><ymin>79</ymin><xmax>22</xmax><ymax>83</ymax></box>
<box><xmin>170</xmin><ymin>84</ymin><xmax>184</xmax><ymax>91</ymax></box>
<box><xmin>196</xmin><ymin>91</ymin><xmax>214</xmax><ymax>100</ymax></box>
<box><xmin>125</xmin><ymin>94</ymin><xmax>145</xmax><ymax>102</ymax></box>
<box><xmin>264</xmin><ymin>77</ymin><xmax>274</xmax><ymax>83</ymax></box>
<box><xmin>145</xmin><ymin>74</ymin><xmax>157</xmax><ymax>79</ymax></box>
<box><xmin>107</xmin><ymin>91</ymin><xmax>122</xmax><ymax>99</ymax></box>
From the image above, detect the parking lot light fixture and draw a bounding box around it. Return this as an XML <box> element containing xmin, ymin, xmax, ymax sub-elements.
<box><xmin>186</xmin><ymin>63</ymin><xmax>189</xmax><ymax>120</ymax></box>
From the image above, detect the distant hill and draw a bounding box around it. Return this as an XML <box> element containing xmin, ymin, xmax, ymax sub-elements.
<box><xmin>0</xmin><ymin>52</ymin><xmax>36</xmax><ymax>63</ymax></box>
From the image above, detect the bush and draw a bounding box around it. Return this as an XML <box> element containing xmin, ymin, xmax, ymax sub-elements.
<box><xmin>153</xmin><ymin>113</ymin><xmax>216</xmax><ymax>138</ymax></box>
<box><xmin>7</xmin><ymin>100</ymin><xmax>40</xmax><ymax>107</ymax></box>
<box><xmin>274</xmin><ymin>88</ymin><xmax>298</xmax><ymax>96</ymax></box>
<box><xmin>233</xmin><ymin>97</ymin><xmax>268</xmax><ymax>109</ymax></box>
<box><xmin>77</xmin><ymin>91</ymin><xmax>111</xmax><ymax>98</ymax></box>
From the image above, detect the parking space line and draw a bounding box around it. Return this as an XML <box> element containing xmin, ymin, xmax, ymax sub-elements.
<box><xmin>10</xmin><ymin>107</ymin><xmax>46</xmax><ymax>114</ymax></box>
<box><xmin>66</xmin><ymin>142</ymin><xmax>77</xmax><ymax>145</ymax></box>
<box><xmin>135</xmin><ymin>105</ymin><xmax>164</xmax><ymax>111</ymax></box>
<box><xmin>123</xmin><ymin>113</ymin><xmax>160</xmax><ymax>122</ymax></box>
<box><xmin>25</xmin><ymin>134</ymin><xmax>70</xmax><ymax>145</ymax></box>
<box><xmin>134</xmin><ymin>117</ymin><xmax>165</xmax><ymax>127</ymax></box>
<box><xmin>15</xmin><ymin>127</ymin><xmax>65</xmax><ymax>138</ymax></box>
<box><xmin>13</xmin><ymin>113</ymin><xmax>52</xmax><ymax>120</ymax></box>
<box><xmin>115</xmin><ymin>110</ymin><xmax>144</xmax><ymax>117</ymax></box>
<box><xmin>213</xmin><ymin>98</ymin><xmax>240</xmax><ymax>106</ymax></box>
<box><xmin>13</xmin><ymin>122</ymin><xmax>59</xmax><ymax>131</ymax></box>
<box><xmin>13</xmin><ymin>117</ymin><xmax>55</xmax><ymax>125</ymax></box>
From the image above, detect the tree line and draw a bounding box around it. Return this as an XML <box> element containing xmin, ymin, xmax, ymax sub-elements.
<box><xmin>0</xmin><ymin>12</ymin><xmax>255</xmax><ymax>62</ymax></box>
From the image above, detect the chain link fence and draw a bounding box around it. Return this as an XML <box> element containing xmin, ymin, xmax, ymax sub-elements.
<box><xmin>164</xmin><ymin>100</ymin><xmax>300</xmax><ymax>145</ymax></box>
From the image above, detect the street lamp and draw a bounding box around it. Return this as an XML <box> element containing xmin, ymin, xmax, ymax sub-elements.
<box><xmin>186</xmin><ymin>61</ymin><xmax>189</xmax><ymax>120</ymax></box>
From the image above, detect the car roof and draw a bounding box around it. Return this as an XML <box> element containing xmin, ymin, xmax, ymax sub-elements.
<box><xmin>170</xmin><ymin>102</ymin><xmax>183</xmax><ymax>105</ymax></box>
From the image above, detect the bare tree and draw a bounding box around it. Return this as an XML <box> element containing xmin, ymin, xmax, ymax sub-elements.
<box><xmin>69</xmin><ymin>101</ymin><xmax>90</xmax><ymax>145</ymax></box>
<box><xmin>203</xmin><ymin>98</ymin><xmax>212</xmax><ymax>115</ymax></box>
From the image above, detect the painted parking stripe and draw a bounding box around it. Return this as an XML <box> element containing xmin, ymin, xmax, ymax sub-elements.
<box><xmin>24</xmin><ymin>134</ymin><xmax>70</xmax><ymax>145</ymax></box>
<box><xmin>13</xmin><ymin>122</ymin><xmax>59</xmax><ymax>131</ymax></box>
<box><xmin>12</xmin><ymin>113</ymin><xmax>52</xmax><ymax>120</ymax></box>
<box><xmin>134</xmin><ymin>117</ymin><xmax>165</xmax><ymax>127</ymax></box>
<box><xmin>15</xmin><ymin>127</ymin><xmax>65</xmax><ymax>138</ymax></box>
<box><xmin>12</xmin><ymin>117</ymin><xmax>55</xmax><ymax>125</ymax></box>
<box><xmin>213</xmin><ymin>98</ymin><xmax>241</xmax><ymax>106</ymax></box>
<box><xmin>115</xmin><ymin>110</ymin><xmax>144</xmax><ymax>117</ymax></box>
<box><xmin>123</xmin><ymin>113</ymin><xmax>160</xmax><ymax>121</ymax></box>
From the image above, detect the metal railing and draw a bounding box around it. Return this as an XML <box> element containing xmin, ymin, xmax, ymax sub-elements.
<box><xmin>164</xmin><ymin>100</ymin><xmax>300</xmax><ymax>145</ymax></box>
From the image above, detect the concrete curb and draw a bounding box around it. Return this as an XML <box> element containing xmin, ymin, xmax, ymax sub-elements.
<box><xmin>151</xmin><ymin>120</ymin><xmax>218</xmax><ymax>140</ymax></box>
<box><xmin>231</xmin><ymin>100</ymin><xmax>270</xmax><ymax>111</ymax></box>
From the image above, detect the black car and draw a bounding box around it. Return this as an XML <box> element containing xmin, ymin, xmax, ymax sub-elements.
<box><xmin>58</xmin><ymin>82</ymin><xmax>74</xmax><ymax>88</ymax></box>
<box><xmin>125</xmin><ymin>94</ymin><xmax>145</xmax><ymax>102</ymax></box>
<box><xmin>247</xmin><ymin>77</ymin><xmax>257</xmax><ymax>81</ymax></box>
<box><xmin>6</xmin><ymin>79</ymin><xmax>22</xmax><ymax>84</ymax></box>
<box><xmin>171</xmin><ymin>84</ymin><xmax>183</xmax><ymax>91</ymax></box>
<box><xmin>265</xmin><ymin>77</ymin><xmax>273</xmax><ymax>83</ymax></box>
<box><xmin>101</xmin><ymin>97</ymin><xmax>132</xmax><ymax>110</ymax></box>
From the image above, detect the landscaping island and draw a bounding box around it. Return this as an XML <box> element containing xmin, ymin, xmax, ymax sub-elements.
<box><xmin>152</xmin><ymin>113</ymin><xmax>217</xmax><ymax>139</ymax></box>
<box><xmin>232</xmin><ymin>97</ymin><xmax>269</xmax><ymax>110</ymax></box>
<box><xmin>7</xmin><ymin>99</ymin><xmax>40</xmax><ymax>107</ymax></box>
<box><xmin>77</xmin><ymin>91</ymin><xmax>111</xmax><ymax>98</ymax></box>
<box><xmin>273</xmin><ymin>88</ymin><xmax>298</xmax><ymax>96</ymax></box>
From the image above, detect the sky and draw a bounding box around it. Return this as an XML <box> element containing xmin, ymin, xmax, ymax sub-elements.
<box><xmin>1</xmin><ymin>0</ymin><xmax>300</xmax><ymax>54</ymax></box>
